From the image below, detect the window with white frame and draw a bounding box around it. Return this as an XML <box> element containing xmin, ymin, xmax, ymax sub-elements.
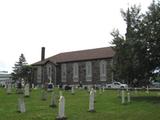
<box><xmin>61</xmin><ymin>64</ymin><xmax>67</xmax><ymax>82</ymax></box>
<box><xmin>47</xmin><ymin>64</ymin><xmax>52</xmax><ymax>81</ymax></box>
<box><xmin>86</xmin><ymin>61</ymin><xmax>92</xmax><ymax>81</ymax></box>
<box><xmin>73</xmin><ymin>63</ymin><xmax>79</xmax><ymax>82</ymax></box>
<box><xmin>100</xmin><ymin>60</ymin><xmax>106</xmax><ymax>81</ymax></box>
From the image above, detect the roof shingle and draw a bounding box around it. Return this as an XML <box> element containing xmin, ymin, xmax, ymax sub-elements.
<box><xmin>32</xmin><ymin>47</ymin><xmax>115</xmax><ymax>66</ymax></box>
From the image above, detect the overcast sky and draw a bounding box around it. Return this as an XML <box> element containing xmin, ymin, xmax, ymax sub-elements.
<box><xmin>0</xmin><ymin>0</ymin><xmax>153</xmax><ymax>73</ymax></box>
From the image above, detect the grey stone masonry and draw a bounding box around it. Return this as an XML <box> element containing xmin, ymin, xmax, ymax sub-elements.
<box><xmin>32</xmin><ymin>58</ymin><xmax>113</xmax><ymax>86</ymax></box>
<box><xmin>59</xmin><ymin>58</ymin><xmax>113</xmax><ymax>85</ymax></box>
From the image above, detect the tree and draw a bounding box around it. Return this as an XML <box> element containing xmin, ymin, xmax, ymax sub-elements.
<box><xmin>111</xmin><ymin>5</ymin><xmax>144</xmax><ymax>86</ymax></box>
<box><xmin>143</xmin><ymin>0</ymin><xmax>160</xmax><ymax>73</ymax></box>
<box><xmin>111</xmin><ymin>1</ymin><xmax>160</xmax><ymax>87</ymax></box>
<box><xmin>12</xmin><ymin>54</ymin><xmax>32</xmax><ymax>84</ymax></box>
<box><xmin>21</xmin><ymin>65</ymin><xmax>32</xmax><ymax>84</ymax></box>
<box><xmin>111</xmin><ymin>29</ymin><xmax>126</xmax><ymax>82</ymax></box>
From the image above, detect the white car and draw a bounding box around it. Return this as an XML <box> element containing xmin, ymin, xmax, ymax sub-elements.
<box><xmin>106</xmin><ymin>82</ymin><xmax>128</xmax><ymax>89</ymax></box>
<box><xmin>151</xmin><ymin>80</ymin><xmax>160</xmax><ymax>88</ymax></box>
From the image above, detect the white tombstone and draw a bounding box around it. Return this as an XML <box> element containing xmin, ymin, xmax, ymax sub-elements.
<box><xmin>79</xmin><ymin>86</ymin><xmax>82</xmax><ymax>90</ymax></box>
<box><xmin>99</xmin><ymin>87</ymin><xmax>102</xmax><ymax>95</ymax></box>
<box><xmin>41</xmin><ymin>90</ymin><xmax>47</xmax><ymax>101</ymax></box>
<box><xmin>102</xmin><ymin>86</ymin><xmax>105</xmax><ymax>92</ymax></box>
<box><xmin>88</xmin><ymin>89</ymin><xmax>95</xmax><ymax>112</ymax></box>
<box><xmin>126</xmin><ymin>86</ymin><xmax>129</xmax><ymax>92</ymax></box>
<box><xmin>13</xmin><ymin>83</ymin><xmax>16</xmax><ymax>88</ymax></box>
<box><xmin>71</xmin><ymin>86</ymin><xmax>75</xmax><ymax>95</ymax></box>
<box><xmin>7</xmin><ymin>83</ymin><xmax>12</xmax><ymax>94</ymax></box>
<box><xmin>127</xmin><ymin>92</ymin><xmax>131</xmax><ymax>103</ymax></box>
<box><xmin>18</xmin><ymin>95</ymin><xmax>26</xmax><ymax>113</ymax></box>
<box><xmin>56</xmin><ymin>96</ymin><xmax>67</xmax><ymax>119</ymax></box>
<box><xmin>134</xmin><ymin>88</ymin><xmax>137</xmax><ymax>94</ymax></box>
<box><xmin>24</xmin><ymin>83</ymin><xmax>30</xmax><ymax>97</ymax></box>
<box><xmin>50</xmin><ymin>92</ymin><xmax>56</xmax><ymax>107</ymax></box>
<box><xmin>32</xmin><ymin>84</ymin><xmax>34</xmax><ymax>89</ymax></box>
<box><xmin>146</xmin><ymin>86</ymin><xmax>149</xmax><ymax>94</ymax></box>
<box><xmin>4</xmin><ymin>83</ymin><xmax>7</xmax><ymax>88</ymax></box>
<box><xmin>34</xmin><ymin>86</ymin><xmax>38</xmax><ymax>90</ymax></box>
<box><xmin>88</xmin><ymin>86</ymin><xmax>91</xmax><ymax>93</ymax></box>
<box><xmin>121</xmin><ymin>90</ymin><xmax>125</xmax><ymax>104</ymax></box>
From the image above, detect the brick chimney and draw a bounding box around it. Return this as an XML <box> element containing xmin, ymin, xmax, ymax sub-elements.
<box><xmin>41</xmin><ymin>47</ymin><xmax>45</xmax><ymax>61</ymax></box>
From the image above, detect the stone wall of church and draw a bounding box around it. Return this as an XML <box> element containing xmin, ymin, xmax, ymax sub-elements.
<box><xmin>33</xmin><ymin>58</ymin><xmax>113</xmax><ymax>86</ymax></box>
<box><xmin>58</xmin><ymin>58</ymin><xmax>113</xmax><ymax>85</ymax></box>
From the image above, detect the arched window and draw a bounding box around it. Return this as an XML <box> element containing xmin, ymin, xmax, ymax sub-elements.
<box><xmin>61</xmin><ymin>64</ymin><xmax>67</xmax><ymax>82</ymax></box>
<box><xmin>86</xmin><ymin>61</ymin><xmax>92</xmax><ymax>81</ymax></box>
<box><xmin>73</xmin><ymin>63</ymin><xmax>79</xmax><ymax>82</ymax></box>
<box><xmin>46</xmin><ymin>64</ymin><xmax>52</xmax><ymax>81</ymax></box>
<box><xmin>100</xmin><ymin>60</ymin><xmax>106</xmax><ymax>81</ymax></box>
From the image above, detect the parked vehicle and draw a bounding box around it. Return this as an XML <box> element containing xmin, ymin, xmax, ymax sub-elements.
<box><xmin>151</xmin><ymin>80</ymin><xmax>160</xmax><ymax>88</ymax></box>
<box><xmin>106</xmin><ymin>82</ymin><xmax>128</xmax><ymax>89</ymax></box>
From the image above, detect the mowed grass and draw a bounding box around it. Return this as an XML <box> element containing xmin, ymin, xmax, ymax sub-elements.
<box><xmin>0</xmin><ymin>88</ymin><xmax>160</xmax><ymax>120</ymax></box>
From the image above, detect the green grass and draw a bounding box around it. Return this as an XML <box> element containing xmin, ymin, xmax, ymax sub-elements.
<box><xmin>0</xmin><ymin>88</ymin><xmax>160</xmax><ymax>120</ymax></box>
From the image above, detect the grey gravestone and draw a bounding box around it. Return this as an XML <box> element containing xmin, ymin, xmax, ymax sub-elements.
<box><xmin>24</xmin><ymin>83</ymin><xmax>30</xmax><ymax>97</ymax></box>
<box><xmin>6</xmin><ymin>83</ymin><xmax>12</xmax><ymax>94</ymax></box>
<box><xmin>17</xmin><ymin>95</ymin><xmax>26</xmax><ymax>113</ymax></box>
<box><xmin>126</xmin><ymin>87</ymin><xmax>129</xmax><ymax>92</ymax></box>
<box><xmin>88</xmin><ymin>89</ymin><xmax>95</xmax><ymax>112</ymax></box>
<box><xmin>99</xmin><ymin>87</ymin><xmax>102</xmax><ymax>95</ymax></box>
<box><xmin>88</xmin><ymin>86</ymin><xmax>91</xmax><ymax>93</ymax></box>
<box><xmin>41</xmin><ymin>90</ymin><xmax>47</xmax><ymax>101</ymax></box>
<box><xmin>56</xmin><ymin>96</ymin><xmax>67</xmax><ymax>120</ymax></box>
<box><xmin>32</xmin><ymin>84</ymin><xmax>34</xmax><ymax>89</ymax></box>
<box><xmin>146</xmin><ymin>86</ymin><xmax>149</xmax><ymax>94</ymax></box>
<box><xmin>127</xmin><ymin>92</ymin><xmax>131</xmax><ymax>103</ymax></box>
<box><xmin>17</xmin><ymin>82</ymin><xmax>23</xmax><ymax>94</ymax></box>
<box><xmin>134</xmin><ymin>88</ymin><xmax>137</xmax><ymax>94</ymax></box>
<box><xmin>121</xmin><ymin>90</ymin><xmax>125</xmax><ymax>104</ymax></box>
<box><xmin>50</xmin><ymin>92</ymin><xmax>56</xmax><ymax>108</ymax></box>
<box><xmin>102</xmin><ymin>86</ymin><xmax>105</xmax><ymax>92</ymax></box>
<box><xmin>71</xmin><ymin>86</ymin><xmax>75</xmax><ymax>95</ymax></box>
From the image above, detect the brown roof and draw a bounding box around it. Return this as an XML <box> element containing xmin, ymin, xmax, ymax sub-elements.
<box><xmin>32</xmin><ymin>47</ymin><xmax>115</xmax><ymax>66</ymax></box>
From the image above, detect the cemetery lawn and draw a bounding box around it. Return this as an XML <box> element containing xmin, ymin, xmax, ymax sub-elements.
<box><xmin>0</xmin><ymin>88</ymin><xmax>160</xmax><ymax>120</ymax></box>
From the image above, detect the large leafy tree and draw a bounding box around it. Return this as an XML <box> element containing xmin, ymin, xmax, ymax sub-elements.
<box><xmin>111</xmin><ymin>1</ymin><xmax>160</xmax><ymax>86</ymax></box>
<box><xmin>111</xmin><ymin>5</ymin><xmax>144</xmax><ymax>86</ymax></box>
<box><xmin>143</xmin><ymin>0</ymin><xmax>160</xmax><ymax>73</ymax></box>
<box><xmin>12</xmin><ymin>54</ymin><xmax>32</xmax><ymax>84</ymax></box>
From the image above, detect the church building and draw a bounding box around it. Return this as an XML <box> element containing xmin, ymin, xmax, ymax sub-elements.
<box><xmin>31</xmin><ymin>47</ymin><xmax>115</xmax><ymax>87</ymax></box>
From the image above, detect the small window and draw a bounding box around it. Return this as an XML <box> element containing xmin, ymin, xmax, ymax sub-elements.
<box><xmin>47</xmin><ymin>64</ymin><xmax>52</xmax><ymax>81</ymax></box>
<box><xmin>73</xmin><ymin>63</ymin><xmax>79</xmax><ymax>82</ymax></box>
<box><xmin>100</xmin><ymin>60</ymin><xmax>106</xmax><ymax>81</ymax></box>
<box><xmin>86</xmin><ymin>62</ymin><xmax>92</xmax><ymax>81</ymax></box>
<box><xmin>48</xmin><ymin>66</ymin><xmax>51</xmax><ymax>80</ymax></box>
<box><xmin>61</xmin><ymin>64</ymin><xmax>67</xmax><ymax>82</ymax></box>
